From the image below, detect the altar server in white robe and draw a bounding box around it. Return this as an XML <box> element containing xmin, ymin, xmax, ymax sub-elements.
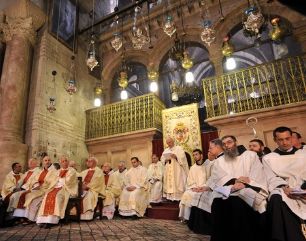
<box><xmin>188</xmin><ymin>139</ymin><xmax>224</xmax><ymax>235</ymax></box>
<box><xmin>263</xmin><ymin>126</ymin><xmax>306</xmax><ymax>241</ymax></box>
<box><xmin>79</xmin><ymin>157</ymin><xmax>105</xmax><ymax>220</ymax></box>
<box><xmin>36</xmin><ymin>156</ymin><xmax>77</xmax><ymax>227</ymax></box>
<box><xmin>9</xmin><ymin>158</ymin><xmax>40</xmax><ymax>216</ymax></box>
<box><xmin>179</xmin><ymin>149</ymin><xmax>209</xmax><ymax>222</ymax></box>
<box><xmin>147</xmin><ymin>154</ymin><xmax>164</xmax><ymax>203</ymax></box>
<box><xmin>101</xmin><ymin>162</ymin><xmax>121</xmax><ymax>219</ymax></box>
<box><xmin>119</xmin><ymin>157</ymin><xmax>149</xmax><ymax>217</ymax></box>
<box><xmin>208</xmin><ymin>135</ymin><xmax>269</xmax><ymax>241</ymax></box>
<box><xmin>161</xmin><ymin>137</ymin><xmax>189</xmax><ymax>201</ymax></box>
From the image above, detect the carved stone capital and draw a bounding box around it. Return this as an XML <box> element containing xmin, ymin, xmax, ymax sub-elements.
<box><xmin>0</xmin><ymin>17</ymin><xmax>36</xmax><ymax>45</ymax></box>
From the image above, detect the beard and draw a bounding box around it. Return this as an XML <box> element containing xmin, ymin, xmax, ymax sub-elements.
<box><xmin>224</xmin><ymin>147</ymin><xmax>239</xmax><ymax>159</ymax></box>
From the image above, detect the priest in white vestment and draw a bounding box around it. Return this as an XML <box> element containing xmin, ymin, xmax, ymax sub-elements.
<box><xmin>179</xmin><ymin>149</ymin><xmax>209</xmax><ymax>221</ymax></box>
<box><xmin>119</xmin><ymin>157</ymin><xmax>149</xmax><ymax>217</ymax></box>
<box><xmin>262</xmin><ymin>126</ymin><xmax>306</xmax><ymax>241</ymax></box>
<box><xmin>207</xmin><ymin>135</ymin><xmax>269</xmax><ymax>241</ymax></box>
<box><xmin>161</xmin><ymin>137</ymin><xmax>189</xmax><ymax>201</ymax></box>
<box><xmin>112</xmin><ymin>161</ymin><xmax>128</xmax><ymax>205</ymax></box>
<box><xmin>23</xmin><ymin>156</ymin><xmax>56</xmax><ymax>221</ymax></box>
<box><xmin>36</xmin><ymin>156</ymin><xmax>78</xmax><ymax>227</ymax></box>
<box><xmin>101</xmin><ymin>162</ymin><xmax>121</xmax><ymax>219</ymax></box>
<box><xmin>9</xmin><ymin>158</ymin><xmax>40</xmax><ymax>216</ymax></box>
<box><xmin>147</xmin><ymin>154</ymin><xmax>163</xmax><ymax>203</ymax></box>
<box><xmin>1</xmin><ymin>163</ymin><xmax>23</xmax><ymax>206</ymax></box>
<box><xmin>79</xmin><ymin>157</ymin><xmax>105</xmax><ymax>220</ymax></box>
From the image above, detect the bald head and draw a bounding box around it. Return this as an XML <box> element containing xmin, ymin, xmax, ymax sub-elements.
<box><xmin>28</xmin><ymin>158</ymin><xmax>39</xmax><ymax>170</ymax></box>
<box><xmin>166</xmin><ymin>137</ymin><xmax>175</xmax><ymax>148</ymax></box>
<box><xmin>86</xmin><ymin>157</ymin><xmax>97</xmax><ymax>169</ymax></box>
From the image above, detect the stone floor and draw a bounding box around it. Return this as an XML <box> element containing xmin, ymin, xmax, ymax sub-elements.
<box><xmin>0</xmin><ymin>217</ymin><xmax>210</xmax><ymax>241</ymax></box>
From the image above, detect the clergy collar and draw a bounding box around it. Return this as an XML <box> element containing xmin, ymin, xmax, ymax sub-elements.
<box><xmin>216</xmin><ymin>152</ymin><xmax>224</xmax><ymax>159</ymax></box>
<box><xmin>195</xmin><ymin>159</ymin><xmax>205</xmax><ymax>166</ymax></box>
<box><xmin>274</xmin><ymin>146</ymin><xmax>298</xmax><ymax>155</ymax></box>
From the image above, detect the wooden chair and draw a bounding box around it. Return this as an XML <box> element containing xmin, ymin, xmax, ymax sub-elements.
<box><xmin>64</xmin><ymin>176</ymin><xmax>82</xmax><ymax>222</ymax></box>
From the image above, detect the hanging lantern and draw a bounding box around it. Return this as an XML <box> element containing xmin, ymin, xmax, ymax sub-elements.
<box><xmin>118</xmin><ymin>71</ymin><xmax>128</xmax><ymax>89</ymax></box>
<box><xmin>46</xmin><ymin>97</ymin><xmax>56</xmax><ymax>113</ymax></box>
<box><xmin>163</xmin><ymin>16</ymin><xmax>176</xmax><ymax>37</ymax></box>
<box><xmin>169</xmin><ymin>38</ymin><xmax>185</xmax><ymax>61</ymax></box>
<box><xmin>170</xmin><ymin>83</ymin><xmax>179</xmax><ymax>102</ymax></box>
<box><xmin>131</xmin><ymin>27</ymin><xmax>150</xmax><ymax>50</ymax></box>
<box><xmin>242</xmin><ymin>6</ymin><xmax>265</xmax><ymax>37</ymax></box>
<box><xmin>181</xmin><ymin>51</ymin><xmax>193</xmax><ymax>70</ymax></box>
<box><xmin>269</xmin><ymin>18</ymin><xmax>285</xmax><ymax>42</ymax></box>
<box><xmin>200</xmin><ymin>20</ymin><xmax>216</xmax><ymax>46</ymax></box>
<box><xmin>111</xmin><ymin>33</ymin><xmax>123</xmax><ymax>52</ymax></box>
<box><xmin>148</xmin><ymin>63</ymin><xmax>159</xmax><ymax>93</ymax></box>
<box><xmin>222</xmin><ymin>36</ymin><xmax>234</xmax><ymax>57</ymax></box>
<box><xmin>86</xmin><ymin>35</ymin><xmax>99</xmax><ymax>71</ymax></box>
<box><xmin>66</xmin><ymin>56</ymin><xmax>77</xmax><ymax>95</ymax></box>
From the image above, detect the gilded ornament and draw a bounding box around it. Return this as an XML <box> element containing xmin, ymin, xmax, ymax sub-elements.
<box><xmin>243</xmin><ymin>6</ymin><xmax>265</xmax><ymax>36</ymax></box>
<box><xmin>200</xmin><ymin>20</ymin><xmax>216</xmax><ymax>46</ymax></box>
<box><xmin>111</xmin><ymin>33</ymin><xmax>122</xmax><ymax>52</ymax></box>
<box><xmin>222</xmin><ymin>36</ymin><xmax>234</xmax><ymax>57</ymax></box>
<box><xmin>269</xmin><ymin>18</ymin><xmax>285</xmax><ymax>41</ymax></box>
<box><xmin>163</xmin><ymin>16</ymin><xmax>176</xmax><ymax>37</ymax></box>
<box><xmin>181</xmin><ymin>51</ymin><xmax>193</xmax><ymax>70</ymax></box>
<box><xmin>118</xmin><ymin>71</ymin><xmax>128</xmax><ymax>89</ymax></box>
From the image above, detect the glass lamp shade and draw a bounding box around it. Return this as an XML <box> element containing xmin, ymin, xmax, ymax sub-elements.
<box><xmin>171</xmin><ymin>92</ymin><xmax>179</xmax><ymax>101</ymax></box>
<box><xmin>120</xmin><ymin>89</ymin><xmax>128</xmax><ymax>100</ymax></box>
<box><xmin>225</xmin><ymin>57</ymin><xmax>237</xmax><ymax>70</ymax></box>
<box><xmin>185</xmin><ymin>71</ymin><xmax>195</xmax><ymax>83</ymax></box>
<box><xmin>149</xmin><ymin>81</ymin><xmax>158</xmax><ymax>92</ymax></box>
<box><xmin>94</xmin><ymin>98</ymin><xmax>101</xmax><ymax>107</ymax></box>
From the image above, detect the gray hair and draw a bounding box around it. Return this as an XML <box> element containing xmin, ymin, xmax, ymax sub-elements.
<box><xmin>210</xmin><ymin>138</ymin><xmax>223</xmax><ymax>148</ymax></box>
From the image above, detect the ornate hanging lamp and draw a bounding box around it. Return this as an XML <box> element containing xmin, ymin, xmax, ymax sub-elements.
<box><xmin>131</xmin><ymin>5</ymin><xmax>150</xmax><ymax>50</ymax></box>
<box><xmin>147</xmin><ymin>63</ymin><xmax>159</xmax><ymax>93</ymax></box>
<box><xmin>242</xmin><ymin>5</ymin><xmax>265</xmax><ymax>37</ymax></box>
<box><xmin>66</xmin><ymin>55</ymin><xmax>77</xmax><ymax>95</ymax></box>
<box><xmin>269</xmin><ymin>17</ymin><xmax>285</xmax><ymax>42</ymax></box>
<box><xmin>222</xmin><ymin>36</ymin><xmax>234</xmax><ymax>57</ymax></box>
<box><xmin>200</xmin><ymin>20</ymin><xmax>216</xmax><ymax>46</ymax></box>
<box><xmin>163</xmin><ymin>15</ymin><xmax>176</xmax><ymax>37</ymax></box>
<box><xmin>47</xmin><ymin>70</ymin><xmax>57</xmax><ymax>113</ymax></box>
<box><xmin>86</xmin><ymin>0</ymin><xmax>99</xmax><ymax>71</ymax></box>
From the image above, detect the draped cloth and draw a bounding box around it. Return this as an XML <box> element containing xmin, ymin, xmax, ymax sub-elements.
<box><xmin>1</xmin><ymin>171</ymin><xmax>23</xmax><ymax>204</ymax></box>
<box><xmin>179</xmin><ymin>162</ymin><xmax>207</xmax><ymax>220</ymax></box>
<box><xmin>36</xmin><ymin>167</ymin><xmax>77</xmax><ymax>224</ymax></box>
<box><xmin>119</xmin><ymin>165</ymin><xmax>149</xmax><ymax>217</ymax></box>
<box><xmin>161</xmin><ymin>145</ymin><xmax>189</xmax><ymax>201</ymax></box>
<box><xmin>263</xmin><ymin>150</ymin><xmax>306</xmax><ymax>241</ymax></box>
<box><xmin>79</xmin><ymin>167</ymin><xmax>105</xmax><ymax>220</ymax></box>
<box><xmin>112</xmin><ymin>169</ymin><xmax>127</xmax><ymax>205</ymax></box>
<box><xmin>8</xmin><ymin>167</ymin><xmax>41</xmax><ymax>213</ymax></box>
<box><xmin>147</xmin><ymin>162</ymin><xmax>163</xmax><ymax>203</ymax></box>
<box><xmin>103</xmin><ymin>171</ymin><xmax>121</xmax><ymax>219</ymax></box>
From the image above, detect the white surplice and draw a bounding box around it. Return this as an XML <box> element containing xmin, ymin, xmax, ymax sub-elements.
<box><xmin>207</xmin><ymin>151</ymin><xmax>269</xmax><ymax>213</ymax></box>
<box><xmin>118</xmin><ymin>165</ymin><xmax>149</xmax><ymax>217</ymax></box>
<box><xmin>179</xmin><ymin>161</ymin><xmax>207</xmax><ymax>220</ymax></box>
<box><xmin>147</xmin><ymin>161</ymin><xmax>164</xmax><ymax>203</ymax></box>
<box><xmin>161</xmin><ymin>145</ymin><xmax>189</xmax><ymax>201</ymax></box>
<box><xmin>263</xmin><ymin>150</ymin><xmax>306</xmax><ymax>219</ymax></box>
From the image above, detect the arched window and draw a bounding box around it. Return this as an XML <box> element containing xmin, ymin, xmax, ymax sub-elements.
<box><xmin>111</xmin><ymin>61</ymin><xmax>149</xmax><ymax>103</ymax></box>
<box><xmin>159</xmin><ymin>41</ymin><xmax>215</xmax><ymax>107</ymax></box>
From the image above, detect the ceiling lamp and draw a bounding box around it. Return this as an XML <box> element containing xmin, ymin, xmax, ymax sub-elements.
<box><xmin>163</xmin><ymin>16</ymin><xmax>176</xmax><ymax>37</ymax></box>
<box><xmin>93</xmin><ymin>82</ymin><xmax>103</xmax><ymax>107</ymax></box>
<box><xmin>200</xmin><ymin>20</ymin><xmax>216</xmax><ymax>46</ymax></box>
<box><xmin>111</xmin><ymin>33</ymin><xmax>122</xmax><ymax>52</ymax></box>
<box><xmin>225</xmin><ymin>57</ymin><xmax>237</xmax><ymax>70</ymax></box>
<box><xmin>222</xmin><ymin>36</ymin><xmax>234</xmax><ymax>57</ymax></box>
<box><xmin>66</xmin><ymin>56</ymin><xmax>77</xmax><ymax>95</ymax></box>
<box><xmin>181</xmin><ymin>51</ymin><xmax>193</xmax><ymax>70</ymax></box>
<box><xmin>170</xmin><ymin>83</ymin><xmax>179</xmax><ymax>102</ymax></box>
<box><xmin>118</xmin><ymin>70</ymin><xmax>129</xmax><ymax>100</ymax></box>
<box><xmin>86</xmin><ymin>34</ymin><xmax>99</xmax><ymax>71</ymax></box>
<box><xmin>169</xmin><ymin>37</ymin><xmax>185</xmax><ymax>61</ymax></box>
<box><xmin>148</xmin><ymin>63</ymin><xmax>159</xmax><ymax>93</ymax></box>
<box><xmin>242</xmin><ymin>6</ymin><xmax>265</xmax><ymax>37</ymax></box>
<box><xmin>269</xmin><ymin>17</ymin><xmax>285</xmax><ymax>42</ymax></box>
<box><xmin>131</xmin><ymin>5</ymin><xmax>150</xmax><ymax>49</ymax></box>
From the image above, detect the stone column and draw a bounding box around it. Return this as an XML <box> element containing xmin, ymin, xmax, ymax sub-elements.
<box><xmin>0</xmin><ymin>0</ymin><xmax>45</xmax><ymax>183</ymax></box>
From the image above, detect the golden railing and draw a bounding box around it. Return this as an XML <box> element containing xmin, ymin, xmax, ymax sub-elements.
<box><xmin>85</xmin><ymin>93</ymin><xmax>165</xmax><ymax>139</ymax></box>
<box><xmin>203</xmin><ymin>54</ymin><xmax>306</xmax><ymax>118</ymax></box>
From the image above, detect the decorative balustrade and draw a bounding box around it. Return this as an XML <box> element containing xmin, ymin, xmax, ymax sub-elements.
<box><xmin>85</xmin><ymin>93</ymin><xmax>165</xmax><ymax>139</ymax></box>
<box><xmin>203</xmin><ymin>54</ymin><xmax>306</xmax><ymax>118</ymax></box>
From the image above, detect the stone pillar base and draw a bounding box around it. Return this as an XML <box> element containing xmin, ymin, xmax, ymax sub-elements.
<box><xmin>0</xmin><ymin>141</ymin><xmax>28</xmax><ymax>183</ymax></box>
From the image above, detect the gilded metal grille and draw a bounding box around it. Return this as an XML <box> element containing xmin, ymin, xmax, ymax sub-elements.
<box><xmin>203</xmin><ymin>54</ymin><xmax>306</xmax><ymax>118</ymax></box>
<box><xmin>85</xmin><ymin>94</ymin><xmax>165</xmax><ymax>139</ymax></box>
